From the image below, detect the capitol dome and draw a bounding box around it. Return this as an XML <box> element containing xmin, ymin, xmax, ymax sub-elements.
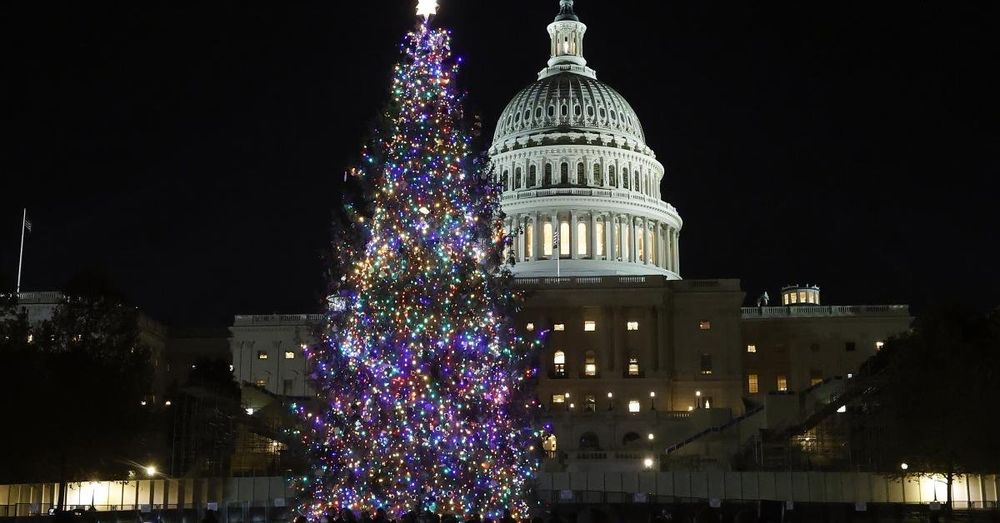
<box><xmin>493</xmin><ymin>73</ymin><xmax>647</xmax><ymax>150</ymax></box>
<box><xmin>490</xmin><ymin>0</ymin><xmax>683</xmax><ymax>279</ymax></box>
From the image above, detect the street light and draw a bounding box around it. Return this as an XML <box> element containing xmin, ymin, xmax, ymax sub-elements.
<box><xmin>607</xmin><ymin>392</ymin><xmax>614</xmax><ymax>411</ymax></box>
<box><xmin>649</xmin><ymin>391</ymin><xmax>656</xmax><ymax>410</ymax></box>
<box><xmin>695</xmin><ymin>390</ymin><xmax>702</xmax><ymax>409</ymax></box>
<box><xmin>145</xmin><ymin>466</ymin><xmax>157</xmax><ymax>478</ymax></box>
<box><xmin>643</xmin><ymin>457</ymin><xmax>654</xmax><ymax>469</ymax></box>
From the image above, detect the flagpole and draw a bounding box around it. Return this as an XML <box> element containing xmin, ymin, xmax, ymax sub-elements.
<box><xmin>16</xmin><ymin>208</ymin><xmax>26</xmax><ymax>295</ymax></box>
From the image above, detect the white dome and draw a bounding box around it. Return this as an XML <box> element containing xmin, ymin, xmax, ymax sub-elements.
<box><xmin>493</xmin><ymin>73</ymin><xmax>646</xmax><ymax>148</ymax></box>
<box><xmin>489</xmin><ymin>1</ymin><xmax>683</xmax><ymax>279</ymax></box>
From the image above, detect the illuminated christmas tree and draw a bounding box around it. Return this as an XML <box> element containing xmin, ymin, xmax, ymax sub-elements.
<box><xmin>297</xmin><ymin>4</ymin><xmax>540</xmax><ymax>519</ymax></box>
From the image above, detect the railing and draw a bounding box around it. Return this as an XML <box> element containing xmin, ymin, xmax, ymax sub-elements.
<box><xmin>514</xmin><ymin>275</ymin><xmax>666</xmax><ymax>288</ymax></box>
<box><xmin>501</xmin><ymin>188</ymin><xmax>678</xmax><ymax>213</ymax></box>
<box><xmin>665</xmin><ymin>405</ymin><xmax>765</xmax><ymax>455</ymax></box>
<box><xmin>741</xmin><ymin>305</ymin><xmax>909</xmax><ymax>319</ymax></box>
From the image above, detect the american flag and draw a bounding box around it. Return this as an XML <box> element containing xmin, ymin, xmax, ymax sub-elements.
<box><xmin>23</xmin><ymin>213</ymin><xmax>32</xmax><ymax>233</ymax></box>
<box><xmin>552</xmin><ymin>229</ymin><xmax>560</xmax><ymax>248</ymax></box>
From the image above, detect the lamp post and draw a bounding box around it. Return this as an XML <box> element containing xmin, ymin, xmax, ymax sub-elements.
<box><xmin>649</xmin><ymin>391</ymin><xmax>656</xmax><ymax>410</ymax></box>
<box><xmin>695</xmin><ymin>390</ymin><xmax>702</xmax><ymax>409</ymax></box>
<box><xmin>607</xmin><ymin>392</ymin><xmax>614</xmax><ymax>411</ymax></box>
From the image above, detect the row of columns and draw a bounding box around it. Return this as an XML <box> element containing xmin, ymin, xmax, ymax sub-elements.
<box><xmin>504</xmin><ymin>211</ymin><xmax>680</xmax><ymax>274</ymax></box>
<box><xmin>500</xmin><ymin>161</ymin><xmax>661</xmax><ymax>199</ymax></box>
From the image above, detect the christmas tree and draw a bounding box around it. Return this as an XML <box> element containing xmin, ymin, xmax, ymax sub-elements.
<box><xmin>297</xmin><ymin>5</ymin><xmax>540</xmax><ymax>519</ymax></box>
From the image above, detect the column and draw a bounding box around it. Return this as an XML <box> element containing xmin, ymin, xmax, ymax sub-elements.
<box><xmin>659</xmin><ymin>225</ymin><xmax>667</xmax><ymax>270</ymax></box>
<box><xmin>610</xmin><ymin>215</ymin><xmax>619</xmax><ymax>261</ymax></box>
<box><xmin>630</xmin><ymin>216</ymin><xmax>638</xmax><ymax>264</ymax></box>
<box><xmin>674</xmin><ymin>230</ymin><xmax>681</xmax><ymax>274</ymax></box>
<box><xmin>590</xmin><ymin>213</ymin><xmax>598</xmax><ymax>260</ymax></box>
<box><xmin>570</xmin><ymin>211</ymin><xmax>579</xmax><ymax>260</ymax></box>
<box><xmin>643</xmin><ymin>218</ymin><xmax>652</xmax><ymax>266</ymax></box>
<box><xmin>533</xmin><ymin>213</ymin><xmax>541</xmax><ymax>262</ymax></box>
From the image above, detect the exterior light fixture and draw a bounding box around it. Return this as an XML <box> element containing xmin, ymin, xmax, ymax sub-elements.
<box><xmin>643</xmin><ymin>458</ymin><xmax>654</xmax><ymax>469</ymax></box>
<box><xmin>145</xmin><ymin>466</ymin><xmax>157</xmax><ymax>478</ymax></box>
<box><xmin>647</xmin><ymin>433</ymin><xmax>655</xmax><ymax>441</ymax></box>
<box><xmin>900</xmin><ymin>463</ymin><xmax>908</xmax><ymax>471</ymax></box>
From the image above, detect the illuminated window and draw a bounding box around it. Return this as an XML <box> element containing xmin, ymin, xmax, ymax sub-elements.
<box><xmin>845</xmin><ymin>342</ymin><xmax>856</xmax><ymax>352</ymax></box>
<box><xmin>628</xmin><ymin>357</ymin><xmax>640</xmax><ymax>376</ymax></box>
<box><xmin>875</xmin><ymin>341</ymin><xmax>884</xmax><ymax>351</ymax></box>
<box><xmin>628</xmin><ymin>400</ymin><xmax>641</xmax><ymax>413</ymax></box>
<box><xmin>255</xmin><ymin>378</ymin><xmax>267</xmax><ymax>387</ymax></box>
<box><xmin>542</xmin><ymin>434</ymin><xmax>557</xmax><ymax>454</ymax></box>
<box><xmin>543</xmin><ymin>222</ymin><xmax>553</xmax><ymax>256</ymax></box>
<box><xmin>577</xmin><ymin>222</ymin><xmax>588</xmax><ymax>255</ymax></box>
<box><xmin>526</xmin><ymin>323</ymin><xmax>535</xmax><ymax>332</ymax></box>
<box><xmin>595</xmin><ymin>221</ymin><xmax>605</xmax><ymax>256</ymax></box>
<box><xmin>799</xmin><ymin>291</ymin><xmax>807</xmax><ymax>303</ymax></box>
<box><xmin>584</xmin><ymin>394</ymin><xmax>596</xmax><ymax>412</ymax></box>
<box><xmin>584</xmin><ymin>321</ymin><xmax>596</xmax><ymax>332</ymax></box>
<box><xmin>777</xmin><ymin>375</ymin><xmax>788</xmax><ymax>392</ymax></box>
<box><xmin>810</xmin><ymin>370</ymin><xmax>823</xmax><ymax>386</ymax></box>
<box><xmin>699</xmin><ymin>320</ymin><xmax>712</xmax><ymax>331</ymax></box>
<box><xmin>525</xmin><ymin>225</ymin><xmax>534</xmax><ymax>258</ymax></box>
<box><xmin>553</xmin><ymin>351</ymin><xmax>566</xmax><ymax>377</ymax></box>
<box><xmin>554</xmin><ymin>324</ymin><xmax>565</xmax><ymax>331</ymax></box>
<box><xmin>783</xmin><ymin>293</ymin><xmax>790</xmax><ymax>305</ymax></box>
<box><xmin>747</xmin><ymin>344</ymin><xmax>757</xmax><ymax>353</ymax></box>
<box><xmin>257</xmin><ymin>351</ymin><xmax>269</xmax><ymax>360</ymax></box>
<box><xmin>790</xmin><ymin>292</ymin><xmax>798</xmax><ymax>304</ymax></box>
<box><xmin>560</xmin><ymin>222</ymin><xmax>571</xmax><ymax>256</ymax></box>
<box><xmin>637</xmin><ymin>231</ymin><xmax>644</xmax><ymax>261</ymax></box>
<box><xmin>284</xmin><ymin>351</ymin><xmax>295</xmax><ymax>360</ymax></box>
<box><xmin>627</xmin><ymin>321</ymin><xmax>639</xmax><ymax>331</ymax></box>
<box><xmin>747</xmin><ymin>373</ymin><xmax>759</xmax><ymax>394</ymax></box>
<box><xmin>584</xmin><ymin>351</ymin><xmax>597</xmax><ymax>377</ymax></box>
<box><xmin>551</xmin><ymin>394</ymin><xmax>566</xmax><ymax>404</ymax></box>
<box><xmin>700</xmin><ymin>354</ymin><xmax>713</xmax><ymax>375</ymax></box>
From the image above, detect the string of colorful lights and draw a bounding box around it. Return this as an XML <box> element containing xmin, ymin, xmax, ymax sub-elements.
<box><xmin>295</xmin><ymin>15</ymin><xmax>542</xmax><ymax>520</ymax></box>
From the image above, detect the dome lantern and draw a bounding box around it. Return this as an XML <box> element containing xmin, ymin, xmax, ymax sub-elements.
<box><xmin>541</xmin><ymin>0</ymin><xmax>596</xmax><ymax>80</ymax></box>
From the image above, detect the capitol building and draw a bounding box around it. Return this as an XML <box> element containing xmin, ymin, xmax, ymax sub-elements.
<box><xmin>229</xmin><ymin>0</ymin><xmax>912</xmax><ymax>475</ymax></box>
<box><xmin>491</xmin><ymin>0</ymin><xmax>680</xmax><ymax>278</ymax></box>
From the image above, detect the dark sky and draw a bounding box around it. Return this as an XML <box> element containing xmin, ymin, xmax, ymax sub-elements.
<box><xmin>2</xmin><ymin>1</ymin><xmax>998</xmax><ymax>327</ymax></box>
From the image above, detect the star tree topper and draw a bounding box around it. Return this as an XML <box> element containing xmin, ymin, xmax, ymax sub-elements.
<box><xmin>416</xmin><ymin>0</ymin><xmax>438</xmax><ymax>18</ymax></box>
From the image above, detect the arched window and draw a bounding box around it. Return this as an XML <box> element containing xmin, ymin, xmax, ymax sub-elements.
<box><xmin>584</xmin><ymin>350</ymin><xmax>597</xmax><ymax>377</ymax></box>
<box><xmin>515</xmin><ymin>167</ymin><xmax>522</xmax><ymax>189</ymax></box>
<box><xmin>623</xmin><ymin>168</ymin><xmax>630</xmax><ymax>189</ymax></box>
<box><xmin>587</xmin><ymin>106</ymin><xmax>595</xmax><ymax>118</ymax></box>
<box><xmin>622</xmin><ymin>432</ymin><xmax>641</xmax><ymax>447</ymax></box>
<box><xmin>544</xmin><ymin>164</ymin><xmax>553</xmax><ymax>186</ymax></box>
<box><xmin>560</xmin><ymin>163</ymin><xmax>569</xmax><ymax>184</ymax></box>
<box><xmin>609</xmin><ymin>166</ymin><xmax>617</xmax><ymax>187</ymax></box>
<box><xmin>543</xmin><ymin>222</ymin><xmax>554</xmax><ymax>256</ymax></box>
<box><xmin>542</xmin><ymin>434</ymin><xmax>557</xmax><ymax>456</ymax></box>
<box><xmin>501</xmin><ymin>170</ymin><xmax>509</xmax><ymax>191</ymax></box>
<box><xmin>637</xmin><ymin>229</ymin><xmax>644</xmax><ymax>261</ymax></box>
<box><xmin>528</xmin><ymin>165</ymin><xmax>537</xmax><ymax>187</ymax></box>
<box><xmin>560</xmin><ymin>104</ymin><xmax>568</xmax><ymax>117</ymax></box>
<box><xmin>577</xmin><ymin>163</ymin><xmax>585</xmax><ymax>185</ymax></box>
<box><xmin>579</xmin><ymin>432</ymin><xmax>600</xmax><ymax>450</ymax></box>
<box><xmin>577</xmin><ymin>221</ymin><xmax>588</xmax><ymax>256</ymax></box>
<box><xmin>593</xmin><ymin>164</ymin><xmax>603</xmax><ymax>186</ymax></box>
<box><xmin>574</xmin><ymin>105</ymin><xmax>582</xmax><ymax>117</ymax></box>
<box><xmin>535</xmin><ymin>107</ymin><xmax>543</xmax><ymax>119</ymax></box>
<box><xmin>547</xmin><ymin>106</ymin><xmax>555</xmax><ymax>118</ymax></box>
<box><xmin>559</xmin><ymin>221</ymin><xmax>570</xmax><ymax>256</ymax></box>
<box><xmin>628</xmin><ymin>356</ymin><xmax>640</xmax><ymax>377</ymax></box>
<box><xmin>552</xmin><ymin>350</ymin><xmax>566</xmax><ymax>377</ymax></box>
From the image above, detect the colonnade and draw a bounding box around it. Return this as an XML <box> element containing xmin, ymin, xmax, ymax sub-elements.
<box><xmin>504</xmin><ymin>211</ymin><xmax>680</xmax><ymax>273</ymax></box>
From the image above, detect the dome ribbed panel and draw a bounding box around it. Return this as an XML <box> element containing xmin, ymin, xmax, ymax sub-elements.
<box><xmin>493</xmin><ymin>73</ymin><xmax>646</xmax><ymax>145</ymax></box>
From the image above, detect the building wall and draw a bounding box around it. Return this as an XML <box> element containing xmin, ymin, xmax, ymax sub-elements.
<box><xmin>741</xmin><ymin>308</ymin><xmax>911</xmax><ymax>396</ymax></box>
<box><xmin>229</xmin><ymin>315</ymin><xmax>321</xmax><ymax>399</ymax></box>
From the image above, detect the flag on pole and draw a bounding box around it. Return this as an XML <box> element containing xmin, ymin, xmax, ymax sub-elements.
<box><xmin>552</xmin><ymin>229</ymin><xmax>560</xmax><ymax>249</ymax></box>
<box><xmin>23</xmin><ymin>213</ymin><xmax>32</xmax><ymax>233</ymax></box>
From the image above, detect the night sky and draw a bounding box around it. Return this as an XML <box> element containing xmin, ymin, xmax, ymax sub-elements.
<box><xmin>2</xmin><ymin>1</ymin><xmax>997</xmax><ymax>327</ymax></box>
